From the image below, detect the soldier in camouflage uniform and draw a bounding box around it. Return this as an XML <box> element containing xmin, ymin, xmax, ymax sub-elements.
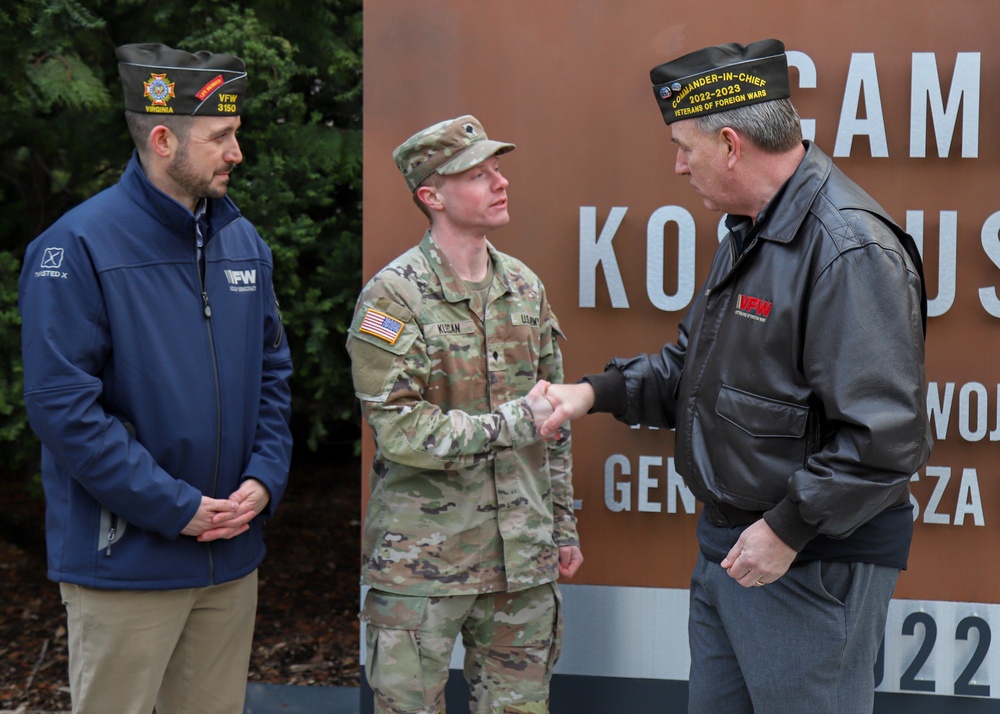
<box><xmin>347</xmin><ymin>115</ymin><xmax>582</xmax><ymax>714</ymax></box>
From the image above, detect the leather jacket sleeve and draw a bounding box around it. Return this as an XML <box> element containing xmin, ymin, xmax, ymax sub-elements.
<box><xmin>588</xmin><ymin>305</ymin><xmax>694</xmax><ymax>429</ymax></box>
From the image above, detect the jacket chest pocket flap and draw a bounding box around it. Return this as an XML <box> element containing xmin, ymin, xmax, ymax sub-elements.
<box><xmin>715</xmin><ymin>385</ymin><xmax>808</xmax><ymax>439</ymax></box>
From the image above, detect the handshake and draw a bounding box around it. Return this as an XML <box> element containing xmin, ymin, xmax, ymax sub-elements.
<box><xmin>525</xmin><ymin>380</ymin><xmax>597</xmax><ymax>440</ymax></box>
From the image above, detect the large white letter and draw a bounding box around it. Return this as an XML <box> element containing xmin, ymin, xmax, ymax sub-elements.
<box><xmin>926</xmin><ymin>382</ymin><xmax>954</xmax><ymax>441</ymax></box>
<box><xmin>978</xmin><ymin>211</ymin><xmax>1000</xmax><ymax>317</ymax></box>
<box><xmin>580</xmin><ymin>206</ymin><xmax>629</xmax><ymax>308</ymax></box>
<box><xmin>906</xmin><ymin>210</ymin><xmax>957</xmax><ymax>317</ymax></box>
<box><xmin>923</xmin><ymin>467</ymin><xmax>951</xmax><ymax>525</ymax></box>
<box><xmin>990</xmin><ymin>385</ymin><xmax>1000</xmax><ymax>441</ymax></box>
<box><xmin>954</xmin><ymin>468</ymin><xmax>985</xmax><ymax>526</ymax></box>
<box><xmin>959</xmin><ymin>382</ymin><xmax>988</xmax><ymax>442</ymax></box>
<box><xmin>638</xmin><ymin>456</ymin><xmax>662</xmax><ymax>513</ymax></box>
<box><xmin>647</xmin><ymin>206</ymin><xmax>696</xmax><ymax>312</ymax></box>
<box><xmin>834</xmin><ymin>53</ymin><xmax>888</xmax><ymax>158</ymax></box>
<box><xmin>666</xmin><ymin>458</ymin><xmax>697</xmax><ymax>514</ymax></box>
<box><xmin>605</xmin><ymin>454</ymin><xmax>631</xmax><ymax>512</ymax></box>
<box><xmin>910</xmin><ymin>52</ymin><xmax>980</xmax><ymax>158</ymax></box>
<box><xmin>786</xmin><ymin>50</ymin><xmax>817</xmax><ymax>142</ymax></box>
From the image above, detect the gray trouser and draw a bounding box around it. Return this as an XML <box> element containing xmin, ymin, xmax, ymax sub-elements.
<box><xmin>687</xmin><ymin>553</ymin><xmax>897</xmax><ymax>714</ymax></box>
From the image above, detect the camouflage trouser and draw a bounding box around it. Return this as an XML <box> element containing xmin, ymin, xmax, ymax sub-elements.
<box><xmin>362</xmin><ymin>582</ymin><xmax>562</xmax><ymax>714</ymax></box>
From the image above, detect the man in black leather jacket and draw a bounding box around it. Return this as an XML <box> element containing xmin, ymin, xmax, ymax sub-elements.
<box><xmin>537</xmin><ymin>39</ymin><xmax>932</xmax><ymax>713</ymax></box>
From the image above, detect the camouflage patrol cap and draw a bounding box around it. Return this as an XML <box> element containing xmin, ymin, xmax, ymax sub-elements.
<box><xmin>393</xmin><ymin>115</ymin><xmax>516</xmax><ymax>192</ymax></box>
<box><xmin>116</xmin><ymin>43</ymin><xmax>247</xmax><ymax>116</ymax></box>
<box><xmin>650</xmin><ymin>39</ymin><xmax>790</xmax><ymax>125</ymax></box>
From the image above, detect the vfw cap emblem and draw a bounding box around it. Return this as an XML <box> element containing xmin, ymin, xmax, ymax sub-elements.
<box><xmin>144</xmin><ymin>73</ymin><xmax>175</xmax><ymax>106</ymax></box>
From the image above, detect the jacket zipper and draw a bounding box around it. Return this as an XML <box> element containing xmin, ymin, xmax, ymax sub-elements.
<box><xmin>105</xmin><ymin>514</ymin><xmax>118</xmax><ymax>556</ymax></box>
<box><xmin>196</xmin><ymin>225</ymin><xmax>223</xmax><ymax>583</ymax></box>
<box><xmin>706</xmin><ymin>235</ymin><xmax>757</xmax><ymax>297</ymax></box>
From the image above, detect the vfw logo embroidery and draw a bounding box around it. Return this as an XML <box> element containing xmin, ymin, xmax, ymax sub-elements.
<box><xmin>144</xmin><ymin>73</ymin><xmax>175</xmax><ymax>107</ymax></box>
<box><xmin>225</xmin><ymin>269</ymin><xmax>257</xmax><ymax>293</ymax></box>
<box><xmin>735</xmin><ymin>293</ymin><xmax>772</xmax><ymax>323</ymax></box>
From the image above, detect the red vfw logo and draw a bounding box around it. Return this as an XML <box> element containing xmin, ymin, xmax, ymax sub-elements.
<box><xmin>736</xmin><ymin>294</ymin><xmax>773</xmax><ymax>322</ymax></box>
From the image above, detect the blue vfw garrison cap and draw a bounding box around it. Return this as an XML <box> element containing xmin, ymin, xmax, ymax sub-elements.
<box><xmin>650</xmin><ymin>39</ymin><xmax>791</xmax><ymax>124</ymax></box>
<box><xmin>116</xmin><ymin>43</ymin><xmax>247</xmax><ymax>116</ymax></box>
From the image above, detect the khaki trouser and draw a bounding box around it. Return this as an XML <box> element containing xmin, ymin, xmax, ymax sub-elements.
<box><xmin>363</xmin><ymin>582</ymin><xmax>563</xmax><ymax>714</ymax></box>
<box><xmin>60</xmin><ymin>569</ymin><xmax>258</xmax><ymax>714</ymax></box>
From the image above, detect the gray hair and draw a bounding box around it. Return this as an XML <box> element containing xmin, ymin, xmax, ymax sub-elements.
<box><xmin>690</xmin><ymin>98</ymin><xmax>802</xmax><ymax>153</ymax></box>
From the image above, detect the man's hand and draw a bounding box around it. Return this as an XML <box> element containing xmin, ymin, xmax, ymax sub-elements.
<box><xmin>181</xmin><ymin>496</ymin><xmax>239</xmax><ymax>538</ymax></box>
<box><xmin>558</xmin><ymin>545</ymin><xmax>584</xmax><ymax>579</ymax></box>
<box><xmin>720</xmin><ymin>519</ymin><xmax>796</xmax><ymax>588</ymax></box>
<box><xmin>539</xmin><ymin>382</ymin><xmax>595</xmax><ymax>438</ymax></box>
<box><xmin>186</xmin><ymin>479</ymin><xmax>272</xmax><ymax>542</ymax></box>
<box><xmin>526</xmin><ymin>380</ymin><xmax>554</xmax><ymax>432</ymax></box>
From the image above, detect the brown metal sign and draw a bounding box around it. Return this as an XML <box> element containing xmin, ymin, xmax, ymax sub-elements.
<box><xmin>364</xmin><ymin>0</ymin><xmax>1000</xmax><ymax>701</ymax></box>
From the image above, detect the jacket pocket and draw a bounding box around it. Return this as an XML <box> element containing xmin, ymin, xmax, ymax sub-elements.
<box><xmin>715</xmin><ymin>385</ymin><xmax>808</xmax><ymax>438</ymax></box>
<box><xmin>712</xmin><ymin>385</ymin><xmax>811</xmax><ymax>508</ymax></box>
<box><xmin>98</xmin><ymin>508</ymin><xmax>128</xmax><ymax>556</ymax></box>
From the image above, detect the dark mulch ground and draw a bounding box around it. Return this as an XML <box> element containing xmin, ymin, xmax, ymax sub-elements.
<box><xmin>0</xmin><ymin>448</ymin><xmax>362</xmax><ymax>713</ymax></box>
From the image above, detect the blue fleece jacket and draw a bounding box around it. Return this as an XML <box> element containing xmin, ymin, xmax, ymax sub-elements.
<box><xmin>19</xmin><ymin>152</ymin><xmax>293</xmax><ymax>590</ymax></box>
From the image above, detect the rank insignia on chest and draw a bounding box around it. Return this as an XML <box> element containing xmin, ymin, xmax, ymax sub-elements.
<box><xmin>359</xmin><ymin>308</ymin><xmax>404</xmax><ymax>344</ymax></box>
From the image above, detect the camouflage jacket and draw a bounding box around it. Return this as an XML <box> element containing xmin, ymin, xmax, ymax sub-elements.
<box><xmin>347</xmin><ymin>231</ymin><xmax>577</xmax><ymax>595</ymax></box>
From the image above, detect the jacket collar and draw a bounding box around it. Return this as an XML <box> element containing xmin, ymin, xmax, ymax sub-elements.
<box><xmin>117</xmin><ymin>150</ymin><xmax>242</xmax><ymax>240</ymax></box>
<box><xmin>751</xmin><ymin>141</ymin><xmax>831</xmax><ymax>246</ymax></box>
<box><xmin>419</xmin><ymin>230</ymin><xmax>514</xmax><ymax>304</ymax></box>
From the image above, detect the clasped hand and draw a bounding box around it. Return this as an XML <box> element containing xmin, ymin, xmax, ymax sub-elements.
<box><xmin>180</xmin><ymin>478</ymin><xmax>271</xmax><ymax>542</ymax></box>
<box><xmin>525</xmin><ymin>380</ymin><xmax>596</xmax><ymax>439</ymax></box>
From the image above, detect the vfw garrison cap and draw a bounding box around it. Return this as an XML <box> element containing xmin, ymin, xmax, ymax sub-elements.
<box><xmin>116</xmin><ymin>43</ymin><xmax>247</xmax><ymax>116</ymax></box>
<box><xmin>393</xmin><ymin>115</ymin><xmax>515</xmax><ymax>192</ymax></box>
<box><xmin>649</xmin><ymin>39</ymin><xmax>790</xmax><ymax>124</ymax></box>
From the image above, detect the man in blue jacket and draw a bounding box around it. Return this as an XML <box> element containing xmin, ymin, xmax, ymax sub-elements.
<box><xmin>18</xmin><ymin>43</ymin><xmax>293</xmax><ymax>714</ymax></box>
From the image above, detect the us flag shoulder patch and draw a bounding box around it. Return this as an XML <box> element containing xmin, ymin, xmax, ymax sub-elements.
<box><xmin>359</xmin><ymin>308</ymin><xmax>404</xmax><ymax>344</ymax></box>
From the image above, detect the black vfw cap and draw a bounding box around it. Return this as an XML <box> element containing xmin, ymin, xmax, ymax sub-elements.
<box><xmin>649</xmin><ymin>39</ymin><xmax>791</xmax><ymax>125</ymax></box>
<box><xmin>116</xmin><ymin>43</ymin><xmax>247</xmax><ymax>116</ymax></box>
